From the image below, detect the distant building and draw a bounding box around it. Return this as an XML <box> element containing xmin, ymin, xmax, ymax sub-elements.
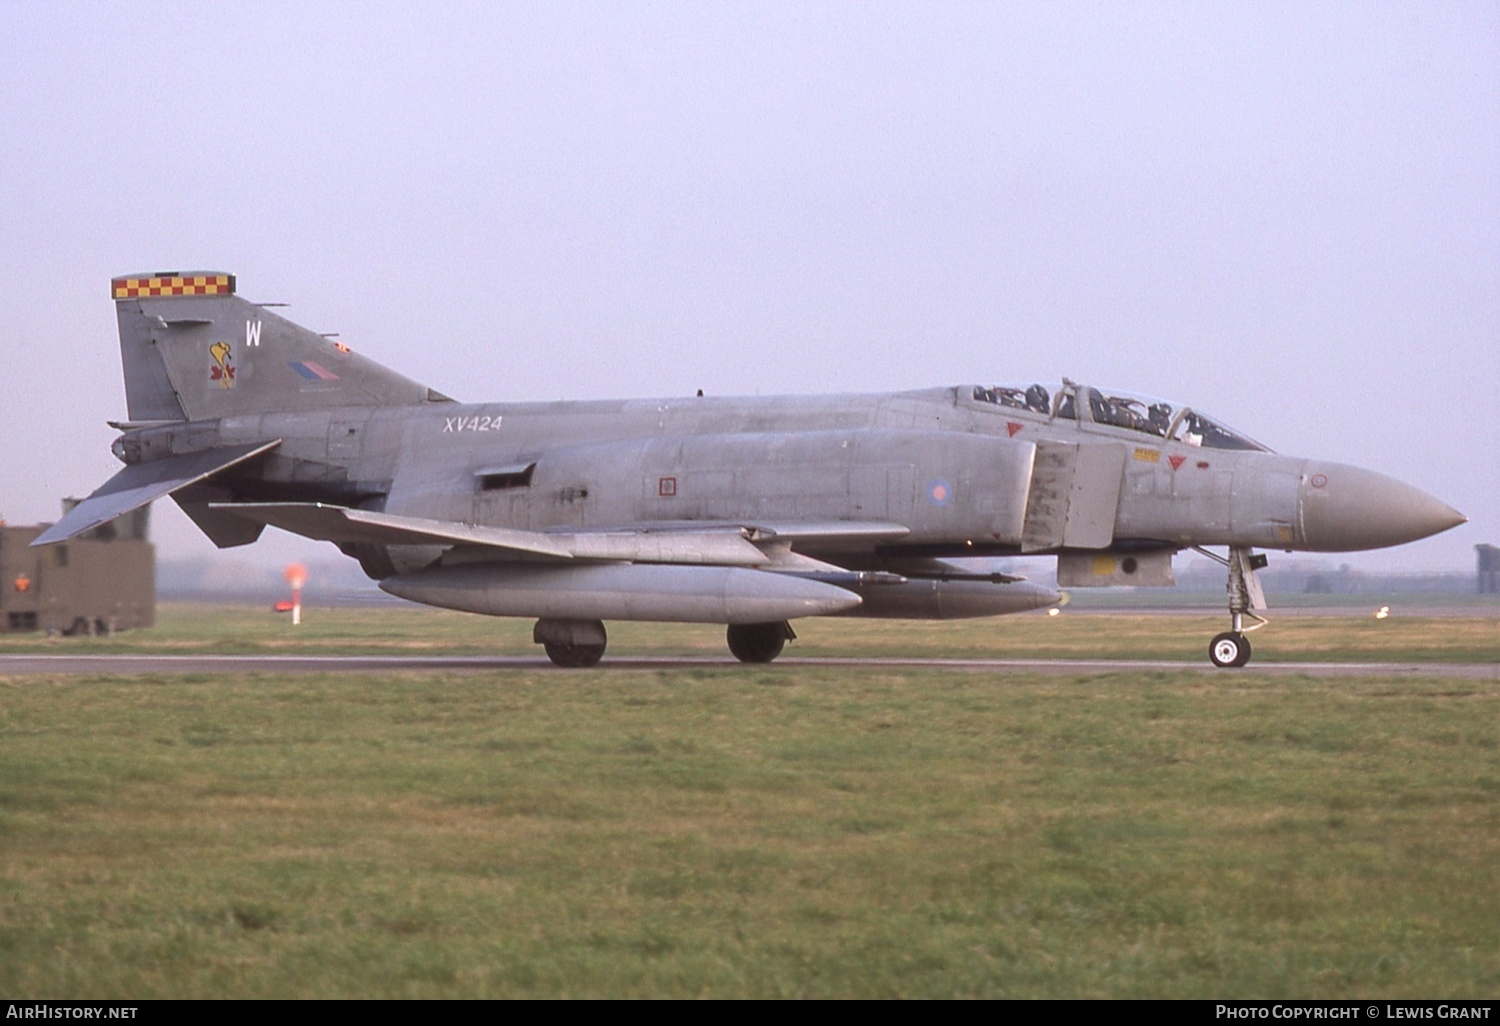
<box><xmin>1479</xmin><ymin>545</ymin><xmax>1500</xmax><ymax>595</ymax></box>
<box><xmin>0</xmin><ymin>503</ymin><xmax>154</xmax><ymax>634</ymax></box>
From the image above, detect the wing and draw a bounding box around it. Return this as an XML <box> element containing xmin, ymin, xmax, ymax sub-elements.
<box><xmin>209</xmin><ymin>502</ymin><xmax>910</xmax><ymax>568</ymax></box>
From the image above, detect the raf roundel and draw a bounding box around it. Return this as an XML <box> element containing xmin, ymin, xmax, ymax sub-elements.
<box><xmin>926</xmin><ymin>479</ymin><xmax>953</xmax><ymax>507</ymax></box>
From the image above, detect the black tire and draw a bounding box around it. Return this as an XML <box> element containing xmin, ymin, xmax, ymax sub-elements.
<box><xmin>543</xmin><ymin>641</ymin><xmax>605</xmax><ymax>668</ymax></box>
<box><xmin>727</xmin><ymin>622</ymin><xmax>788</xmax><ymax>664</ymax></box>
<box><xmin>1209</xmin><ymin>631</ymin><xmax>1250</xmax><ymax>668</ymax></box>
<box><xmin>1233</xmin><ymin>634</ymin><xmax>1253</xmax><ymax>667</ymax></box>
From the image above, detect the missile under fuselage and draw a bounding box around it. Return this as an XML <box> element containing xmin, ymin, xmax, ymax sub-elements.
<box><xmin>379</xmin><ymin>562</ymin><xmax>865</xmax><ymax>624</ymax></box>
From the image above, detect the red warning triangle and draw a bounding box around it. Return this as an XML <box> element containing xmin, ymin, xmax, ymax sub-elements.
<box><xmin>1006</xmin><ymin>421</ymin><xmax>1023</xmax><ymax>437</ymax></box>
<box><xmin>1168</xmin><ymin>454</ymin><xmax>1186</xmax><ymax>471</ymax></box>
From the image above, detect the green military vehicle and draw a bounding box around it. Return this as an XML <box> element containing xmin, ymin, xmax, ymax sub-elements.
<box><xmin>0</xmin><ymin>504</ymin><xmax>154</xmax><ymax>635</ymax></box>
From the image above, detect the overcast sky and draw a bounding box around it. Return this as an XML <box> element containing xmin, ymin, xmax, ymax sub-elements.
<box><xmin>1</xmin><ymin>1</ymin><xmax>1494</xmax><ymax>576</ymax></box>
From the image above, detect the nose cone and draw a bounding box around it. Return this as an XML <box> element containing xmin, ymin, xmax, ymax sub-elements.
<box><xmin>1299</xmin><ymin>462</ymin><xmax>1467</xmax><ymax>552</ymax></box>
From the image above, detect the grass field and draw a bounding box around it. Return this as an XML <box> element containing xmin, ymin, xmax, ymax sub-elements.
<box><xmin>1</xmin><ymin>610</ymin><xmax>1497</xmax><ymax>997</ymax></box>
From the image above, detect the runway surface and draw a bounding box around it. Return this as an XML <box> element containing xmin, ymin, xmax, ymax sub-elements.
<box><xmin>1</xmin><ymin>653</ymin><xmax>1495</xmax><ymax>678</ymax></box>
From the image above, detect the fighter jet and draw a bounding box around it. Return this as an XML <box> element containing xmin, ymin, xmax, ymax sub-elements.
<box><xmin>36</xmin><ymin>272</ymin><xmax>1466</xmax><ymax>667</ymax></box>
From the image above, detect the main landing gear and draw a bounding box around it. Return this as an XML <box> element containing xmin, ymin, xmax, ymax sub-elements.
<box><xmin>535</xmin><ymin>618</ymin><xmax>607</xmax><ymax>667</ymax></box>
<box><xmin>726</xmin><ymin>621</ymin><xmax>795</xmax><ymax>663</ymax></box>
<box><xmin>534</xmin><ymin>619</ymin><xmax>797</xmax><ymax>666</ymax></box>
<box><xmin>1194</xmin><ymin>546</ymin><xmax>1268</xmax><ymax>669</ymax></box>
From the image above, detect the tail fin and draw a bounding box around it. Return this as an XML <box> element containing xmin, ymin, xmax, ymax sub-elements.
<box><xmin>112</xmin><ymin>271</ymin><xmax>449</xmax><ymax>421</ymax></box>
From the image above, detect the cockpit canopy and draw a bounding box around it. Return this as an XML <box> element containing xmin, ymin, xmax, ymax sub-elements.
<box><xmin>970</xmin><ymin>380</ymin><xmax>1270</xmax><ymax>452</ymax></box>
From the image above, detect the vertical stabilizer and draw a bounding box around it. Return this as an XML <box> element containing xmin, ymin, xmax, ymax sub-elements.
<box><xmin>112</xmin><ymin>272</ymin><xmax>446</xmax><ymax>422</ymax></box>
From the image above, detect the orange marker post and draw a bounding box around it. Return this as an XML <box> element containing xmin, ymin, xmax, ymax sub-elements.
<box><xmin>284</xmin><ymin>563</ymin><xmax>308</xmax><ymax>626</ymax></box>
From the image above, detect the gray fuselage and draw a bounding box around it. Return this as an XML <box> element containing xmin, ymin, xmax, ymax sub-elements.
<box><xmin>124</xmin><ymin>383</ymin><xmax>1416</xmax><ymax>567</ymax></box>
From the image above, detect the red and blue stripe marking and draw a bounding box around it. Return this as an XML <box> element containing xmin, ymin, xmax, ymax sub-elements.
<box><xmin>288</xmin><ymin>361</ymin><xmax>340</xmax><ymax>381</ymax></box>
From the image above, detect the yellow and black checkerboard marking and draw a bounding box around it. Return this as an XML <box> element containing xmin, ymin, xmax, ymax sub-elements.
<box><xmin>111</xmin><ymin>274</ymin><xmax>235</xmax><ymax>299</ymax></box>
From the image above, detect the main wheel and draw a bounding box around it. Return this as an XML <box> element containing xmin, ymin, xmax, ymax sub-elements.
<box><xmin>1209</xmin><ymin>631</ymin><xmax>1251</xmax><ymax>668</ymax></box>
<box><xmin>543</xmin><ymin>641</ymin><xmax>605</xmax><ymax>668</ymax></box>
<box><xmin>727</xmin><ymin>622</ymin><xmax>789</xmax><ymax>663</ymax></box>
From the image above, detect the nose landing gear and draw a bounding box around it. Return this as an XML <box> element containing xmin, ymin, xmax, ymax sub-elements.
<box><xmin>1210</xmin><ymin>629</ymin><xmax>1252</xmax><ymax>668</ymax></box>
<box><xmin>1194</xmin><ymin>546</ymin><xmax>1268</xmax><ymax>668</ymax></box>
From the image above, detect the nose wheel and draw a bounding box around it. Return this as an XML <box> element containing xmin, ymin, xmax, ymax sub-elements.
<box><xmin>1194</xmin><ymin>546</ymin><xmax>1269</xmax><ymax>669</ymax></box>
<box><xmin>1210</xmin><ymin>631</ymin><xmax>1252</xmax><ymax>668</ymax></box>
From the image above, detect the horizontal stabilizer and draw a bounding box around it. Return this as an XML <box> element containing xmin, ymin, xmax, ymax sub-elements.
<box><xmin>32</xmin><ymin>441</ymin><xmax>281</xmax><ymax>546</ymax></box>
